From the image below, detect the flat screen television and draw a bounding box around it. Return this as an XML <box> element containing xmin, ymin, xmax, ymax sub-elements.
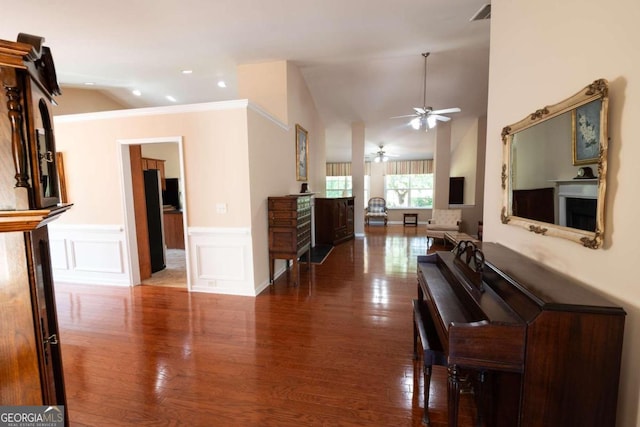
<box><xmin>163</xmin><ymin>178</ymin><xmax>180</xmax><ymax>210</ymax></box>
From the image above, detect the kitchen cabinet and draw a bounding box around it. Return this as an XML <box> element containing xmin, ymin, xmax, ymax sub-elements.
<box><xmin>142</xmin><ymin>157</ymin><xmax>166</xmax><ymax>190</ymax></box>
<box><xmin>163</xmin><ymin>211</ymin><xmax>185</xmax><ymax>249</ymax></box>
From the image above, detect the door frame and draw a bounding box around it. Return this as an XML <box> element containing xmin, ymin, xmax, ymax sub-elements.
<box><xmin>117</xmin><ymin>136</ymin><xmax>191</xmax><ymax>290</ymax></box>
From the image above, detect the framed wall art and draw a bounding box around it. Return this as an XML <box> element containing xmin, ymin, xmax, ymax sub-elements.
<box><xmin>295</xmin><ymin>124</ymin><xmax>309</xmax><ymax>181</ymax></box>
<box><xmin>572</xmin><ymin>98</ymin><xmax>602</xmax><ymax>165</ymax></box>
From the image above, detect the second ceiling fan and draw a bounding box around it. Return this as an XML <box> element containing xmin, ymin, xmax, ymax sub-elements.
<box><xmin>392</xmin><ymin>52</ymin><xmax>461</xmax><ymax>131</ymax></box>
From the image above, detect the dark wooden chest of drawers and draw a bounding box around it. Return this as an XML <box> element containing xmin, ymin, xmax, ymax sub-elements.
<box><xmin>268</xmin><ymin>195</ymin><xmax>311</xmax><ymax>285</ymax></box>
<box><xmin>314</xmin><ymin>197</ymin><xmax>355</xmax><ymax>245</ymax></box>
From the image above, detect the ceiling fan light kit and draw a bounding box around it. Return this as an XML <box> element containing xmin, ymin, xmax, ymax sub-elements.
<box><xmin>374</xmin><ymin>155</ymin><xmax>388</xmax><ymax>163</ymax></box>
<box><xmin>411</xmin><ymin>116</ymin><xmax>437</xmax><ymax>130</ymax></box>
<box><xmin>392</xmin><ymin>52</ymin><xmax>461</xmax><ymax>131</ymax></box>
<box><xmin>370</xmin><ymin>144</ymin><xmax>396</xmax><ymax>162</ymax></box>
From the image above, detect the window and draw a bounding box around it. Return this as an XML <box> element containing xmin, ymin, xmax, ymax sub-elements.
<box><xmin>326</xmin><ymin>176</ymin><xmax>352</xmax><ymax>197</ymax></box>
<box><xmin>325</xmin><ymin>175</ymin><xmax>370</xmax><ymax>204</ymax></box>
<box><xmin>385</xmin><ymin>174</ymin><xmax>433</xmax><ymax>208</ymax></box>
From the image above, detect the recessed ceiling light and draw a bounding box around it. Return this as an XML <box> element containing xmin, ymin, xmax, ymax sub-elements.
<box><xmin>132</xmin><ymin>89</ymin><xmax>142</xmax><ymax>96</ymax></box>
<box><xmin>181</xmin><ymin>70</ymin><xmax>193</xmax><ymax>74</ymax></box>
<box><xmin>84</xmin><ymin>82</ymin><xmax>95</xmax><ymax>86</ymax></box>
<box><xmin>166</xmin><ymin>95</ymin><xmax>177</xmax><ymax>102</ymax></box>
<box><xmin>217</xmin><ymin>80</ymin><xmax>227</xmax><ymax>88</ymax></box>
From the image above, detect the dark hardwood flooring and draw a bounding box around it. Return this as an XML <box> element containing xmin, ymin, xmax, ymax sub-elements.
<box><xmin>55</xmin><ymin>225</ymin><xmax>477</xmax><ymax>426</ymax></box>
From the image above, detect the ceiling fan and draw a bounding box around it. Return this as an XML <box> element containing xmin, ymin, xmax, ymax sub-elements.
<box><xmin>392</xmin><ymin>52</ymin><xmax>461</xmax><ymax>131</ymax></box>
<box><xmin>369</xmin><ymin>144</ymin><xmax>398</xmax><ymax>162</ymax></box>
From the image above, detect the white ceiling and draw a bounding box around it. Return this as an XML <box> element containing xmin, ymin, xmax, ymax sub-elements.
<box><xmin>1</xmin><ymin>0</ymin><xmax>490</xmax><ymax>162</ymax></box>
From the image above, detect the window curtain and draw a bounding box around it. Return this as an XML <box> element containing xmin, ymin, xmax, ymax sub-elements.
<box><xmin>384</xmin><ymin>160</ymin><xmax>433</xmax><ymax>175</ymax></box>
<box><xmin>326</xmin><ymin>162</ymin><xmax>372</xmax><ymax>176</ymax></box>
<box><xmin>326</xmin><ymin>162</ymin><xmax>351</xmax><ymax>176</ymax></box>
<box><xmin>326</xmin><ymin>160</ymin><xmax>430</xmax><ymax>175</ymax></box>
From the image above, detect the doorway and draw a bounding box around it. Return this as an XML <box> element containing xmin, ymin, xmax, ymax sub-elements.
<box><xmin>117</xmin><ymin>136</ymin><xmax>191</xmax><ymax>290</ymax></box>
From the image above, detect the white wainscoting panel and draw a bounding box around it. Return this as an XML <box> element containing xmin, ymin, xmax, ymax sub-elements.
<box><xmin>188</xmin><ymin>227</ymin><xmax>256</xmax><ymax>296</ymax></box>
<box><xmin>48</xmin><ymin>224</ymin><xmax>131</xmax><ymax>286</ymax></box>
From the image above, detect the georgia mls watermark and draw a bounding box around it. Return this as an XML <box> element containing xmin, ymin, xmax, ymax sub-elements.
<box><xmin>0</xmin><ymin>406</ymin><xmax>64</xmax><ymax>427</ymax></box>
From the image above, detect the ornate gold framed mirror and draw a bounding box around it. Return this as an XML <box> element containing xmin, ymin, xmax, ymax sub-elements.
<box><xmin>501</xmin><ymin>79</ymin><xmax>608</xmax><ymax>249</ymax></box>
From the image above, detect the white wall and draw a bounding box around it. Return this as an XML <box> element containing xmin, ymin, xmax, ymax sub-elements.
<box><xmin>487</xmin><ymin>1</ymin><xmax>640</xmax><ymax>425</ymax></box>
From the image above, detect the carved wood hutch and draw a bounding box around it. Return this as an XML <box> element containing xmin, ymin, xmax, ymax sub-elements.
<box><xmin>0</xmin><ymin>34</ymin><xmax>71</xmax><ymax>423</ymax></box>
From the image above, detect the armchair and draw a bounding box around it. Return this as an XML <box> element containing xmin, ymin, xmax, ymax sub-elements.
<box><xmin>425</xmin><ymin>208</ymin><xmax>462</xmax><ymax>243</ymax></box>
<box><xmin>365</xmin><ymin>197</ymin><xmax>388</xmax><ymax>225</ymax></box>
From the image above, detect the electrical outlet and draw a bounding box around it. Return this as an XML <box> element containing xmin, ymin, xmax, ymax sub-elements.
<box><xmin>216</xmin><ymin>203</ymin><xmax>227</xmax><ymax>214</ymax></box>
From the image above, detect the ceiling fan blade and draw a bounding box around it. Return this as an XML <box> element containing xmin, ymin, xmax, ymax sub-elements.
<box><xmin>390</xmin><ymin>114</ymin><xmax>418</xmax><ymax>119</ymax></box>
<box><xmin>431</xmin><ymin>114</ymin><xmax>452</xmax><ymax>122</ymax></box>
<box><xmin>413</xmin><ymin>107</ymin><xmax>427</xmax><ymax>115</ymax></box>
<box><xmin>430</xmin><ymin>107</ymin><xmax>461</xmax><ymax>115</ymax></box>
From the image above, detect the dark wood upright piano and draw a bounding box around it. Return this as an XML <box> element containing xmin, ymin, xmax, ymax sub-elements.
<box><xmin>416</xmin><ymin>242</ymin><xmax>626</xmax><ymax>427</ymax></box>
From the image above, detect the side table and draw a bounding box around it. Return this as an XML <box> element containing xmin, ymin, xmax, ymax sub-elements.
<box><xmin>403</xmin><ymin>213</ymin><xmax>418</xmax><ymax>227</ymax></box>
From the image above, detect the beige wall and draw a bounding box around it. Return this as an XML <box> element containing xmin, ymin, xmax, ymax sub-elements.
<box><xmin>511</xmin><ymin>112</ymin><xmax>574</xmax><ymax>189</ymax></box>
<box><xmin>54</xmin><ymin>104</ymin><xmax>251</xmax><ymax>228</ymax></box>
<box><xmin>238</xmin><ymin>60</ymin><xmax>326</xmax><ymax>193</ymax></box>
<box><xmin>246</xmin><ymin>109</ymin><xmax>290</xmax><ymax>285</ymax></box>
<box><xmin>54</xmin><ymin>59</ymin><xmax>325</xmax><ymax>292</ymax></box>
<box><xmin>488</xmin><ymin>0</ymin><xmax>640</xmax><ymax>425</ymax></box>
<box><xmin>237</xmin><ymin>61</ymin><xmax>288</xmax><ymax>124</ymax></box>
<box><xmin>141</xmin><ymin>143</ymin><xmax>181</xmax><ymax>178</ymax></box>
<box><xmin>55</xmin><ymin>87</ymin><xmax>129</xmax><ymax>115</ymax></box>
<box><xmin>286</xmin><ymin>61</ymin><xmax>326</xmax><ymax>194</ymax></box>
<box><xmin>450</xmin><ymin>117</ymin><xmax>479</xmax><ymax>205</ymax></box>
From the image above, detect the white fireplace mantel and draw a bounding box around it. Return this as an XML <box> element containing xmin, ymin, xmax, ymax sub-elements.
<box><xmin>550</xmin><ymin>179</ymin><xmax>598</xmax><ymax>226</ymax></box>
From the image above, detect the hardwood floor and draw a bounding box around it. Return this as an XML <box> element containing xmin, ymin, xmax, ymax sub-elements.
<box><xmin>55</xmin><ymin>225</ymin><xmax>477</xmax><ymax>426</ymax></box>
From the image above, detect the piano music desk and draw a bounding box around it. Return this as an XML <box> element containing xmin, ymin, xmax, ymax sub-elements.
<box><xmin>443</xmin><ymin>231</ymin><xmax>480</xmax><ymax>248</ymax></box>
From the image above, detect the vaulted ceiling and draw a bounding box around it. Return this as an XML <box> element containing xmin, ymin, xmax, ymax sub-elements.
<box><xmin>1</xmin><ymin>0</ymin><xmax>490</xmax><ymax>161</ymax></box>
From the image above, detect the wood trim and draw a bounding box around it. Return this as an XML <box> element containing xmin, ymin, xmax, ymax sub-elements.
<box><xmin>129</xmin><ymin>145</ymin><xmax>151</xmax><ymax>281</ymax></box>
<box><xmin>56</xmin><ymin>152</ymin><xmax>68</xmax><ymax>204</ymax></box>
<box><xmin>0</xmin><ymin>204</ymin><xmax>72</xmax><ymax>232</ymax></box>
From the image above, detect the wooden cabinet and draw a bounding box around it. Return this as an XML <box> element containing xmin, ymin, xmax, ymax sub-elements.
<box><xmin>314</xmin><ymin>197</ymin><xmax>355</xmax><ymax>245</ymax></box>
<box><xmin>163</xmin><ymin>211</ymin><xmax>185</xmax><ymax>249</ymax></box>
<box><xmin>141</xmin><ymin>157</ymin><xmax>166</xmax><ymax>190</ymax></box>
<box><xmin>1</xmin><ymin>34</ymin><xmax>69</xmax><ymax>423</ymax></box>
<box><xmin>268</xmin><ymin>195</ymin><xmax>311</xmax><ymax>286</ymax></box>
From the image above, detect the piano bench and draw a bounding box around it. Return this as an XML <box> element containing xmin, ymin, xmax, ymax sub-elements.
<box><xmin>412</xmin><ymin>299</ymin><xmax>447</xmax><ymax>425</ymax></box>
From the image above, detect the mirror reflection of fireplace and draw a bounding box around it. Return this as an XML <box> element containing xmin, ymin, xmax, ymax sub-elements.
<box><xmin>565</xmin><ymin>197</ymin><xmax>596</xmax><ymax>232</ymax></box>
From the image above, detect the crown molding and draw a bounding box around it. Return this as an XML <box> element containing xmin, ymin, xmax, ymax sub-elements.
<box><xmin>53</xmin><ymin>99</ymin><xmax>287</xmax><ymax>131</ymax></box>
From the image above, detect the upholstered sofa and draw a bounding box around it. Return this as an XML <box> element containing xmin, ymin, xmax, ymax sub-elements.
<box><xmin>425</xmin><ymin>208</ymin><xmax>462</xmax><ymax>243</ymax></box>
